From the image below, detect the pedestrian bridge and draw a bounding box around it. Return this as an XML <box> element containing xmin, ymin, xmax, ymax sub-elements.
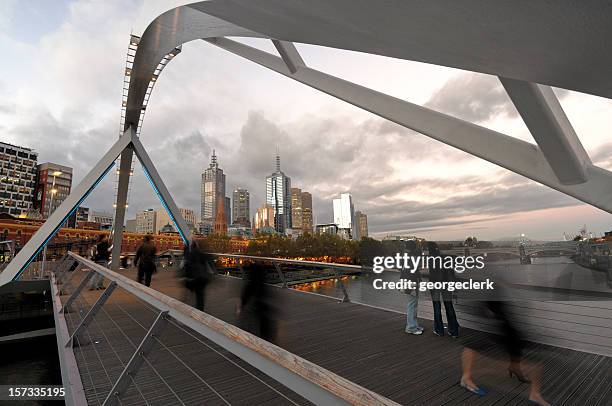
<box><xmin>44</xmin><ymin>252</ymin><xmax>611</xmax><ymax>405</ymax></box>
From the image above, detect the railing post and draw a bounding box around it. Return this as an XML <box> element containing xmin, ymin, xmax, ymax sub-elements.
<box><xmin>331</xmin><ymin>267</ymin><xmax>350</xmax><ymax>303</ymax></box>
<box><xmin>60</xmin><ymin>270</ymin><xmax>95</xmax><ymax>313</ymax></box>
<box><xmin>67</xmin><ymin>281</ymin><xmax>118</xmax><ymax>348</ymax></box>
<box><xmin>102</xmin><ymin>311</ymin><xmax>169</xmax><ymax>406</ymax></box>
<box><xmin>274</xmin><ymin>262</ymin><xmax>288</xmax><ymax>288</ymax></box>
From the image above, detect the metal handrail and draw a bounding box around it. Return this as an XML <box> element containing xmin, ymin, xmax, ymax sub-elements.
<box><xmin>60</xmin><ymin>251</ymin><xmax>398</xmax><ymax>406</ymax></box>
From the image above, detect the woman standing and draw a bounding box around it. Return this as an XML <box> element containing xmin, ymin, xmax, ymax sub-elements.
<box><xmin>427</xmin><ymin>241</ymin><xmax>459</xmax><ymax>337</ymax></box>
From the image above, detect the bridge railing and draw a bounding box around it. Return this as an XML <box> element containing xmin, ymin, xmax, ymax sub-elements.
<box><xmin>53</xmin><ymin>251</ymin><xmax>398</xmax><ymax>406</ymax></box>
<box><xmin>160</xmin><ymin>251</ymin><xmax>366</xmax><ymax>302</ymax></box>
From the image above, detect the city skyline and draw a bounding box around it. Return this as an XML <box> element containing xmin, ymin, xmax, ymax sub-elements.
<box><xmin>1</xmin><ymin>1</ymin><xmax>611</xmax><ymax>240</ymax></box>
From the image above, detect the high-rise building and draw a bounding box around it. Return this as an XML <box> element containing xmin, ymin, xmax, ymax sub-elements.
<box><xmin>291</xmin><ymin>188</ymin><xmax>314</xmax><ymax>233</ymax></box>
<box><xmin>0</xmin><ymin>142</ymin><xmax>38</xmax><ymax>217</ymax></box>
<box><xmin>201</xmin><ymin>150</ymin><xmax>226</xmax><ymax>235</ymax></box>
<box><xmin>254</xmin><ymin>203</ymin><xmax>275</xmax><ymax>232</ymax></box>
<box><xmin>225</xmin><ymin>196</ymin><xmax>231</xmax><ymax>226</ymax></box>
<box><xmin>301</xmin><ymin>191</ymin><xmax>313</xmax><ymax>233</ymax></box>
<box><xmin>333</xmin><ymin>193</ymin><xmax>356</xmax><ymax>239</ymax></box>
<box><xmin>290</xmin><ymin>188</ymin><xmax>303</xmax><ymax>230</ymax></box>
<box><xmin>232</xmin><ymin>188</ymin><xmax>250</xmax><ymax>227</ymax></box>
<box><xmin>34</xmin><ymin>162</ymin><xmax>73</xmax><ymax>219</ymax></box>
<box><xmin>136</xmin><ymin>209</ymin><xmax>156</xmax><ymax>234</ymax></box>
<box><xmin>266</xmin><ymin>153</ymin><xmax>291</xmax><ymax>233</ymax></box>
<box><xmin>355</xmin><ymin>211</ymin><xmax>368</xmax><ymax>240</ymax></box>
<box><xmin>125</xmin><ymin>218</ymin><xmax>137</xmax><ymax>233</ymax></box>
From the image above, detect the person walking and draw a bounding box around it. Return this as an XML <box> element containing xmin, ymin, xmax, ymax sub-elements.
<box><xmin>181</xmin><ymin>238</ymin><xmax>214</xmax><ymax>311</ymax></box>
<box><xmin>427</xmin><ymin>241</ymin><xmax>459</xmax><ymax>337</ymax></box>
<box><xmin>237</xmin><ymin>262</ymin><xmax>277</xmax><ymax>342</ymax></box>
<box><xmin>134</xmin><ymin>235</ymin><xmax>157</xmax><ymax>287</ymax></box>
<box><xmin>89</xmin><ymin>234</ymin><xmax>109</xmax><ymax>290</ymax></box>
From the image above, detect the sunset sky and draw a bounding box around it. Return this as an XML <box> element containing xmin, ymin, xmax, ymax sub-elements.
<box><xmin>2</xmin><ymin>0</ymin><xmax>612</xmax><ymax>240</ymax></box>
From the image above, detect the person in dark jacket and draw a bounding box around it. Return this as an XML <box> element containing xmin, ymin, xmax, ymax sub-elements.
<box><xmin>181</xmin><ymin>238</ymin><xmax>214</xmax><ymax>311</ymax></box>
<box><xmin>135</xmin><ymin>235</ymin><xmax>157</xmax><ymax>287</ymax></box>
<box><xmin>89</xmin><ymin>234</ymin><xmax>109</xmax><ymax>290</ymax></box>
<box><xmin>237</xmin><ymin>262</ymin><xmax>277</xmax><ymax>342</ymax></box>
<box><xmin>427</xmin><ymin>241</ymin><xmax>459</xmax><ymax>337</ymax></box>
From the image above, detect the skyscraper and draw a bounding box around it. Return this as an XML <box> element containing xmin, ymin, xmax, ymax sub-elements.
<box><xmin>0</xmin><ymin>142</ymin><xmax>38</xmax><ymax>217</ymax></box>
<box><xmin>301</xmin><ymin>191</ymin><xmax>313</xmax><ymax>233</ymax></box>
<box><xmin>291</xmin><ymin>188</ymin><xmax>313</xmax><ymax>233</ymax></box>
<box><xmin>333</xmin><ymin>193</ymin><xmax>356</xmax><ymax>239</ymax></box>
<box><xmin>225</xmin><ymin>196</ymin><xmax>231</xmax><ymax>226</ymax></box>
<box><xmin>290</xmin><ymin>188</ymin><xmax>303</xmax><ymax>230</ymax></box>
<box><xmin>201</xmin><ymin>150</ymin><xmax>226</xmax><ymax>235</ymax></box>
<box><xmin>232</xmin><ymin>188</ymin><xmax>250</xmax><ymax>227</ymax></box>
<box><xmin>355</xmin><ymin>210</ymin><xmax>368</xmax><ymax>240</ymax></box>
<box><xmin>34</xmin><ymin>162</ymin><xmax>73</xmax><ymax>219</ymax></box>
<box><xmin>254</xmin><ymin>203</ymin><xmax>275</xmax><ymax>232</ymax></box>
<box><xmin>266</xmin><ymin>153</ymin><xmax>291</xmax><ymax>233</ymax></box>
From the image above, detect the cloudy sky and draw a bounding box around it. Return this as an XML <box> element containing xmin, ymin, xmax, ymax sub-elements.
<box><xmin>1</xmin><ymin>0</ymin><xmax>611</xmax><ymax>241</ymax></box>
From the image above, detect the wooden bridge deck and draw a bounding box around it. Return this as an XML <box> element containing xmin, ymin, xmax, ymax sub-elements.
<box><xmin>61</xmin><ymin>269</ymin><xmax>612</xmax><ymax>405</ymax></box>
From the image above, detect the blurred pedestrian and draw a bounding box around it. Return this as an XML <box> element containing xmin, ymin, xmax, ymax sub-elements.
<box><xmin>237</xmin><ymin>262</ymin><xmax>277</xmax><ymax>342</ymax></box>
<box><xmin>181</xmin><ymin>238</ymin><xmax>215</xmax><ymax>311</ymax></box>
<box><xmin>135</xmin><ymin>235</ymin><xmax>157</xmax><ymax>287</ymax></box>
<box><xmin>459</xmin><ymin>300</ymin><xmax>550</xmax><ymax>405</ymax></box>
<box><xmin>89</xmin><ymin>234</ymin><xmax>109</xmax><ymax>290</ymax></box>
<box><xmin>427</xmin><ymin>241</ymin><xmax>459</xmax><ymax>337</ymax></box>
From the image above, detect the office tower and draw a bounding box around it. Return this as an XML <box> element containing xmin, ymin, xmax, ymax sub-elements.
<box><xmin>254</xmin><ymin>203</ymin><xmax>275</xmax><ymax>231</ymax></box>
<box><xmin>290</xmin><ymin>188</ymin><xmax>303</xmax><ymax>230</ymax></box>
<box><xmin>225</xmin><ymin>196</ymin><xmax>231</xmax><ymax>226</ymax></box>
<box><xmin>201</xmin><ymin>150</ymin><xmax>226</xmax><ymax>235</ymax></box>
<box><xmin>333</xmin><ymin>193</ymin><xmax>356</xmax><ymax>239</ymax></box>
<box><xmin>136</xmin><ymin>209</ymin><xmax>156</xmax><ymax>234</ymax></box>
<box><xmin>232</xmin><ymin>188</ymin><xmax>250</xmax><ymax>227</ymax></box>
<box><xmin>291</xmin><ymin>188</ymin><xmax>313</xmax><ymax>233</ymax></box>
<box><xmin>0</xmin><ymin>142</ymin><xmax>38</xmax><ymax>216</ymax></box>
<box><xmin>301</xmin><ymin>191</ymin><xmax>313</xmax><ymax>233</ymax></box>
<box><xmin>355</xmin><ymin>211</ymin><xmax>368</xmax><ymax>240</ymax></box>
<box><xmin>34</xmin><ymin>162</ymin><xmax>73</xmax><ymax>219</ymax></box>
<box><xmin>265</xmin><ymin>153</ymin><xmax>291</xmax><ymax>233</ymax></box>
<box><xmin>214</xmin><ymin>195</ymin><xmax>227</xmax><ymax>235</ymax></box>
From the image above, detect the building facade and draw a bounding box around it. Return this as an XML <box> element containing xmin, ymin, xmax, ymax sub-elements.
<box><xmin>201</xmin><ymin>151</ymin><xmax>226</xmax><ymax>235</ymax></box>
<box><xmin>232</xmin><ymin>188</ymin><xmax>250</xmax><ymax>228</ymax></box>
<box><xmin>333</xmin><ymin>193</ymin><xmax>356</xmax><ymax>239</ymax></box>
<box><xmin>316</xmin><ymin>223</ymin><xmax>339</xmax><ymax>235</ymax></box>
<box><xmin>136</xmin><ymin>209</ymin><xmax>156</xmax><ymax>234</ymax></box>
<box><xmin>355</xmin><ymin>211</ymin><xmax>368</xmax><ymax>240</ymax></box>
<box><xmin>225</xmin><ymin>196</ymin><xmax>231</xmax><ymax>226</ymax></box>
<box><xmin>291</xmin><ymin>188</ymin><xmax>313</xmax><ymax>233</ymax></box>
<box><xmin>0</xmin><ymin>142</ymin><xmax>38</xmax><ymax>217</ymax></box>
<box><xmin>179</xmin><ymin>208</ymin><xmax>196</xmax><ymax>228</ymax></box>
<box><xmin>265</xmin><ymin>154</ymin><xmax>291</xmax><ymax>233</ymax></box>
<box><xmin>34</xmin><ymin>162</ymin><xmax>73</xmax><ymax>219</ymax></box>
<box><xmin>254</xmin><ymin>203</ymin><xmax>275</xmax><ymax>233</ymax></box>
<box><xmin>88</xmin><ymin>210</ymin><xmax>114</xmax><ymax>229</ymax></box>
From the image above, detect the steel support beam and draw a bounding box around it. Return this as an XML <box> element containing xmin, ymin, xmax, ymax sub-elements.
<box><xmin>0</xmin><ymin>133</ymin><xmax>132</xmax><ymax>286</ymax></box>
<box><xmin>102</xmin><ymin>311</ymin><xmax>169</xmax><ymax>406</ymax></box>
<box><xmin>204</xmin><ymin>37</ymin><xmax>612</xmax><ymax>214</ymax></box>
<box><xmin>131</xmin><ymin>135</ymin><xmax>191</xmax><ymax>244</ymax></box>
<box><xmin>60</xmin><ymin>271</ymin><xmax>95</xmax><ymax>313</ymax></box>
<box><xmin>500</xmin><ymin>77</ymin><xmax>591</xmax><ymax>185</ymax></box>
<box><xmin>272</xmin><ymin>40</ymin><xmax>305</xmax><ymax>74</ymax></box>
<box><xmin>110</xmin><ymin>128</ymin><xmax>135</xmax><ymax>271</ymax></box>
<box><xmin>67</xmin><ymin>281</ymin><xmax>118</xmax><ymax>348</ymax></box>
<box><xmin>273</xmin><ymin>262</ymin><xmax>287</xmax><ymax>288</ymax></box>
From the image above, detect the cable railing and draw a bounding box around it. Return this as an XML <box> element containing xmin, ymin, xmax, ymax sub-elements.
<box><xmin>51</xmin><ymin>251</ymin><xmax>399</xmax><ymax>406</ymax></box>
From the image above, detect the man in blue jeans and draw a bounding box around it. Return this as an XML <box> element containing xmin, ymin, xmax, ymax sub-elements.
<box><xmin>402</xmin><ymin>243</ymin><xmax>424</xmax><ymax>335</ymax></box>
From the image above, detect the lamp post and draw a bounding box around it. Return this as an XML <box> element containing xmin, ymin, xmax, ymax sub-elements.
<box><xmin>41</xmin><ymin>170</ymin><xmax>63</xmax><ymax>277</ymax></box>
